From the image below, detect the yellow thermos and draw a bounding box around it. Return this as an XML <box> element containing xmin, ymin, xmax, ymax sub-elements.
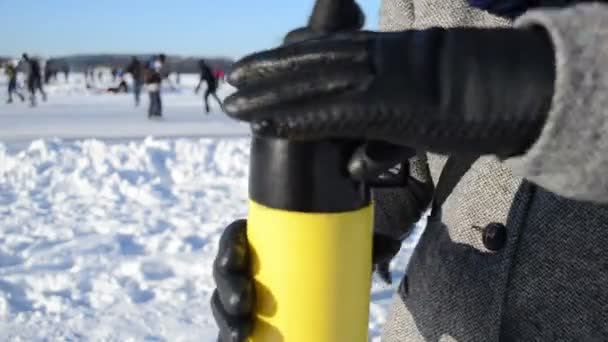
<box><xmin>247</xmin><ymin>136</ymin><xmax>373</xmax><ymax>342</ymax></box>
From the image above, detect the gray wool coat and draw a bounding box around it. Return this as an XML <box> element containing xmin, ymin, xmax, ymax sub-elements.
<box><xmin>379</xmin><ymin>1</ymin><xmax>608</xmax><ymax>341</ymax></box>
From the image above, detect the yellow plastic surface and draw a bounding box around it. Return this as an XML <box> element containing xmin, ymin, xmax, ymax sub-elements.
<box><xmin>247</xmin><ymin>200</ymin><xmax>373</xmax><ymax>342</ymax></box>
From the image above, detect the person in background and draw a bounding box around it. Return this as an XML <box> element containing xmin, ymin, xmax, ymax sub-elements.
<box><xmin>125</xmin><ymin>56</ymin><xmax>144</xmax><ymax>106</ymax></box>
<box><xmin>85</xmin><ymin>68</ymin><xmax>95</xmax><ymax>89</ymax></box>
<box><xmin>22</xmin><ymin>53</ymin><xmax>47</xmax><ymax>107</ymax></box>
<box><xmin>88</xmin><ymin>68</ymin><xmax>95</xmax><ymax>84</ymax></box>
<box><xmin>62</xmin><ymin>65</ymin><xmax>70</xmax><ymax>82</ymax></box>
<box><xmin>194</xmin><ymin>59</ymin><xmax>223</xmax><ymax>114</ymax></box>
<box><xmin>44</xmin><ymin>60</ymin><xmax>53</xmax><ymax>84</ymax></box>
<box><xmin>4</xmin><ymin>61</ymin><xmax>25</xmax><ymax>103</ymax></box>
<box><xmin>158</xmin><ymin>54</ymin><xmax>170</xmax><ymax>80</ymax></box>
<box><xmin>106</xmin><ymin>70</ymin><xmax>128</xmax><ymax>94</ymax></box>
<box><xmin>157</xmin><ymin>54</ymin><xmax>178</xmax><ymax>91</ymax></box>
<box><xmin>214</xmin><ymin>69</ymin><xmax>225</xmax><ymax>84</ymax></box>
<box><xmin>84</xmin><ymin>68</ymin><xmax>90</xmax><ymax>88</ymax></box>
<box><xmin>145</xmin><ymin>60</ymin><xmax>163</xmax><ymax>119</ymax></box>
<box><xmin>111</xmin><ymin>68</ymin><xmax>118</xmax><ymax>83</ymax></box>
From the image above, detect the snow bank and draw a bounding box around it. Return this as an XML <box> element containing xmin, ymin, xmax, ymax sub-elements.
<box><xmin>0</xmin><ymin>137</ymin><xmax>249</xmax><ymax>340</ymax></box>
<box><xmin>0</xmin><ymin>136</ymin><xmax>421</xmax><ymax>341</ymax></box>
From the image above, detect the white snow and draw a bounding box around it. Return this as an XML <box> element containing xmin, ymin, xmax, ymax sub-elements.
<box><xmin>0</xmin><ymin>73</ymin><xmax>422</xmax><ymax>341</ymax></box>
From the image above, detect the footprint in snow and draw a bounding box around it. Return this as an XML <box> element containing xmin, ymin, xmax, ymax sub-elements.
<box><xmin>116</xmin><ymin>234</ymin><xmax>145</xmax><ymax>256</ymax></box>
<box><xmin>119</xmin><ymin>277</ymin><xmax>155</xmax><ymax>304</ymax></box>
<box><xmin>184</xmin><ymin>235</ymin><xmax>206</xmax><ymax>251</ymax></box>
<box><xmin>140</xmin><ymin>261</ymin><xmax>174</xmax><ymax>281</ymax></box>
<box><xmin>0</xmin><ymin>251</ymin><xmax>24</xmax><ymax>268</ymax></box>
<box><xmin>28</xmin><ymin>257</ymin><xmax>76</xmax><ymax>272</ymax></box>
<box><xmin>0</xmin><ymin>280</ymin><xmax>34</xmax><ymax>312</ymax></box>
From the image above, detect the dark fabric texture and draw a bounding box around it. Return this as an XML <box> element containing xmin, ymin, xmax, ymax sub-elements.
<box><xmin>371</xmin><ymin>152</ymin><xmax>434</xmax><ymax>284</ymax></box>
<box><xmin>468</xmin><ymin>0</ymin><xmax>585</xmax><ymax>19</ymax></box>
<box><xmin>373</xmin><ymin>153</ymin><xmax>434</xmax><ymax>241</ymax></box>
<box><xmin>467</xmin><ymin>0</ymin><xmax>539</xmax><ymax>18</ymax></box>
<box><xmin>380</xmin><ymin>1</ymin><xmax>608</xmax><ymax>341</ymax></box>
<box><xmin>500</xmin><ymin>189</ymin><xmax>608</xmax><ymax>340</ymax></box>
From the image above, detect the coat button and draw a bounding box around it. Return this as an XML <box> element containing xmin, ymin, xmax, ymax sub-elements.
<box><xmin>482</xmin><ymin>222</ymin><xmax>507</xmax><ymax>252</ymax></box>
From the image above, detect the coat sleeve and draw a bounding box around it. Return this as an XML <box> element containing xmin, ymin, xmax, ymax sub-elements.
<box><xmin>506</xmin><ymin>3</ymin><xmax>608</xmax><ymax>203</ymax></box>
<box><xmin>379</xmin><ymin>0</ymin><xmax>415</xmax><ymax>31</ymax></box>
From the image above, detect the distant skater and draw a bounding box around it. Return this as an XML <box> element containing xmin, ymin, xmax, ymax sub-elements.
<box><xmin>106</xmin><ymin>72</ymin><xmax>128</xmax><ymax>94</ymax></box>
<box><xmin>22</xmin><ymin>53</ymin><xmax>47</xmax><ymax>107</ymax></box>
<box><xmin>62</xmin><ymin>66</ymin><xmax>70</xmax><ymax>82</ymax></box>
<box><xmin>158</xmin><ymin>54</ymin><xmax>170</xmax><ymax>80</ymax></box>
<box><xmin>146</xmin><ymin>60</ymin><xmax>163</xmax><ymax>119</ymax></box>
<box><xmin>125</xmin><ymin>56</ymin><xmax>144</xmax><ymax>106</ymax></box>
<box><xmin>194</xmin><ymin>59</ymin><xmax>223</xmax><ymax>114</ymax></box>
<box><xmin>4</xmin><ymin>61</ymin><xmax>25</xmax><ymax>103</ymax></box>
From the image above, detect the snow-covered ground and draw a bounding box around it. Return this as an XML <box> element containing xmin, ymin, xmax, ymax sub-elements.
<box><xmin>0</xmin><ymin>74</ymin><xmax>248</xmax><ymax>143</ymax></box>
<box><xmin>0</xmin><ymin>73</ymin><xmax>421</xmax><ymax>341</ymax></box>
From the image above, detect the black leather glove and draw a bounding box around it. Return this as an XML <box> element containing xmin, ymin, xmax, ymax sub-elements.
<box><xmin>366</xmin><ymin>147</ymin><xmax>433</xmax><ymax>283</ymax></box>
<box><xmin>211</xmin><ymin>220</ymin><xmax>254</xmax><ymax>342</ymax></box>
<box><xmin>225</xmin><ymin>27</ymin><xmax>555</xmax><ymax>159</ymax></box>
<box><xmin>372</xmin><ymin>175</ymin><xmax>431</xmax><ymax>283</ymax></box>
<box><xmin>468</xmin><ymin>0</ymin><xmax>540</xmax><ymax>18</ymax></box>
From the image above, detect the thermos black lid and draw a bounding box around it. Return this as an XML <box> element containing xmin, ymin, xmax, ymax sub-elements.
<box><xmin>250</xmin><ymin>135</ymin><xmax>370</xmax><ymax>212</ymax></box>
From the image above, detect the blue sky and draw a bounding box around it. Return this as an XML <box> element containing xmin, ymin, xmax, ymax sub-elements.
<box><xmin>0</xmin><ymin>0</ymin><xmax>381</xmax><ymax>59</ymax></box>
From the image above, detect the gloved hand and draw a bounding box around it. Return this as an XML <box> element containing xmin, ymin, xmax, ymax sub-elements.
<box><xmin>212</xmin><ymin>221</ymin><xmax>411</xmax><ymax>341</ymax></box>
<box><xmin>211</xmin><ymin>151</ymin><xmax>432</xmax><ymax>341</ymax></box>
<box><xmin>211</xmin><ymin>220</ymin><xmax>254</xmax><ymax>342</ymax></box>
<box><xmin>375</xmin><ymin>175</ymin><xmax>433</xmax><ymax>283</ymax></box>
<box><xmin>225</xmin><ymin>27</ymin><xmax>555</xmax><ymax>159</ymax></box>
